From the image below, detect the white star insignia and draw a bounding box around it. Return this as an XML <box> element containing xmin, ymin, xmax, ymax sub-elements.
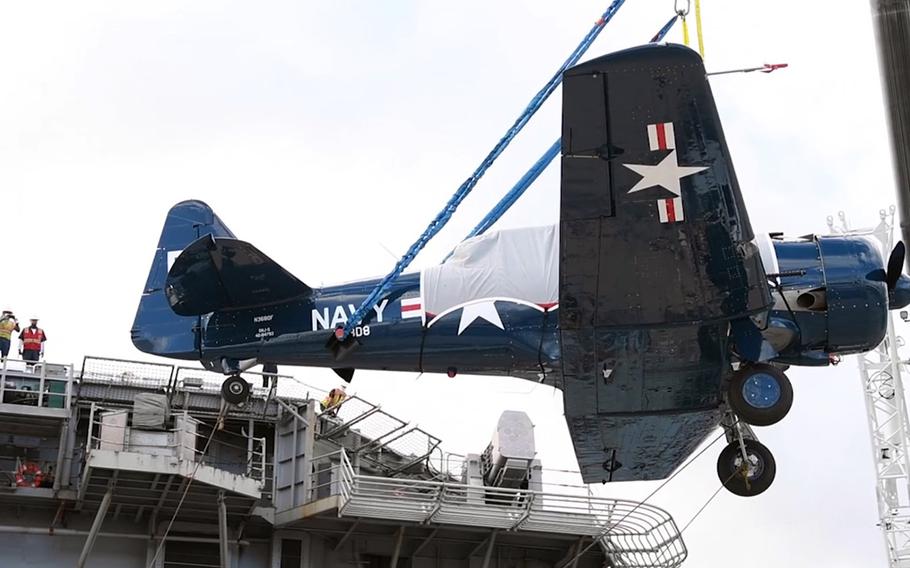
<box><xmin>457</xmin><ymin>300</ymin><xmax>504</xmax><ymax>335</ymax></box>
<box><xmin>622</xmin><ymin>150</ymin><xmax>708</xmax><ymax>196</ymax></box>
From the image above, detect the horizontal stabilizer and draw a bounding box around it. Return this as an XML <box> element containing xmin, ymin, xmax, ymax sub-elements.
<box><xmin>165</xmin><ymin>235</ymin><xmax>311</xmax><ymax>316</ymax></box>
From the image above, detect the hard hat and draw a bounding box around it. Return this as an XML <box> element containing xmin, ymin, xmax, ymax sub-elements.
<box><xmin>30</xmin><ymin>318</ymin><xmax>38</xmax><ymax>322</ymax></box>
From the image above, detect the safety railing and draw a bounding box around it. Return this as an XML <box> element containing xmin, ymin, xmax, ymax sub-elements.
<box><xmin>0</xmin><ymin>357</ymin><xmax>73</xmax><ymax>411</ymax></box>
<box><xmin>85</xmin><ymin>404</ymin><xmax>268</xmax><ymax>483</ymax></box>
<box><xmin>80</xmin><ymin>356</ymin><xmax>441</xmax><ymax>478</ymax></box>
<box><xmin>308</xmin><ymin>449</ymin><xmax>686</xmax><ymax>567</ymax></box>
<box><xmin>314</xmin><ymin>393</ymin><xmax>442</xmax><ymax>476</ymax></box>
<box><xmin>308</xmin><ymin>448</ymin><xmax>355</xmax><ymax>503</ymax></box>
<box><xmin>80</xmin><ymin>356</ymin><xmax>174</xmax><ymax>390</ymax></box>
<box><xmin>427</xmin><ymin>452</ymin><xmax>599</xmax><ymax>498</ymax></box>
<box><xmin>82</xmin><ymin>357</ymin><xmax>293</xmax><ymax>405</ymax></box>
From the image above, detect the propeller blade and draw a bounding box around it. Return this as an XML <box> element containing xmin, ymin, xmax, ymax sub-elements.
<box><xmin>887</xmin><ymin>241</ymin><xmax>906</xmax><ymax>290</ymax></box>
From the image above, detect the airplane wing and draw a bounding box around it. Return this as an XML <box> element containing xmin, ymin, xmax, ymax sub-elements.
<box><xmin>558</xmin><ymin>44</ymin><xmax>771</xmax><ymax>483</ymax></box>
<box><xmin>165</xmin><ymin>235</ymin><xmax>312</xmax><ymax>316</ymax></box>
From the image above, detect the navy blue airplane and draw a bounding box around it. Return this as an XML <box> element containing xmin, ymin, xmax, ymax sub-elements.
<box><xmin>132</xmin><ymin>44</ymin><xmax>910</xmax><ymax>496</ymax></box>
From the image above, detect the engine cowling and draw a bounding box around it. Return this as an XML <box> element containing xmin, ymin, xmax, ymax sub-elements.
<box><xmin>760</xmin><ymin>235</ymin><xmax>901</xmax><ymax>366</ymax></box>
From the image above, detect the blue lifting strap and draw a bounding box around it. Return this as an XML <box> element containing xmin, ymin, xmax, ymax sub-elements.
<box><xmin>452</xmin><ymin>139</ymin><xmax>561</xmax><ymax>254</ymax></box>
<box><xmin>338</xmin><ymin>1</ymin><xmax>629</xmax><ymax>339</ymax></box>
<box><xmin>651</xmin><ymin>14</ymin><xmax>680</xmax><ymax>43</ymax></box>
<box><xmin>442</xmin><ymin>15</ymin><xmax>683</xmax><ymax>253</ymax></box>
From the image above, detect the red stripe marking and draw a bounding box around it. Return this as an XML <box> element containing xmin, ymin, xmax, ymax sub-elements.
<box><xmin>656</xmin><ymin>123</ymin><xmax>668</xmax><ymax>150</ymax></box>
<box><xmin>665</xmin><ymin>198</ymin><xmax>676</xmax><ymax>222</ymax></box>
<box><xmin>538</xmin><ymin>302</ymin><xmax>558</xmax><ymax>310</ymax></box>
<box><xmin>401</xmin><ymin>304</ymin><xmax>421</xmax><ymax>312</ymax></box>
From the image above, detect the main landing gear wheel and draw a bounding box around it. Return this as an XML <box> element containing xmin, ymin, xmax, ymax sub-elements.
<box><xmin>728</xmin><ymin>364</ymin><xmax>793</xmax><ymax>426</ymax></box>
<box><xmin>717</xmin><ymin>439</ymin><xmax>776</xmax><ymax>497</ymax></box>
<box><xmin>221</xmin><ymin>375</ymin><xmax>251</xmax><ymax>405</ymax></box>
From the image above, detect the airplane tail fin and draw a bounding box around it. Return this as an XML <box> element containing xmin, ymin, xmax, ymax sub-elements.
<box><xmin>131</xmin><ymin>200</ymin><xmax>237</xmax><ymax>359</ymax></box>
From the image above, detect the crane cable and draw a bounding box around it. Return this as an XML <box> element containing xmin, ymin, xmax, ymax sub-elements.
<box><xmin>446</xmin><ymin>11</ymin><xmax>684</xmax><ymax>257</ymax></box>
<box><xmin>557</xmin><ymin>419</ymin><xmax>753</xmax><ymax>568</ymax></box>
<box><xmin>708</xmin><ymin>62</ymin><xmax>789</xmax><ymax>76</ymax></box>
<box><xmin>338</xmin><ymin>1</ymin><xmax>629</xmax><ymax>341</ymax></box>
<box><xmin>147</xmin><ymin>402</ymin><xmax>229</xmax><ymax>568</ymax></box>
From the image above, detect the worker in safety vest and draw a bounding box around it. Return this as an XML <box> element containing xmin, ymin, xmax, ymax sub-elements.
<box><xmin>19</xmin><ymin>318</ymin><xmax>46</xmax><ymax>367</ymax></box>
<box><xmin>320</xmin><ymin>385</ymin><xmax>347</xmax><ymax>416</ymax></box>
<box><xmin>0</xmin><ymin>311</ymin><xmax>19</xmax><ymax>360</ymax></box>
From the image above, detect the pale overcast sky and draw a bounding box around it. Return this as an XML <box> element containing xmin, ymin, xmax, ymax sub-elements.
<box><xmin>0</xmin><ymin>1</ymin><xmax>900</xmax><ymax>566</ymax></box>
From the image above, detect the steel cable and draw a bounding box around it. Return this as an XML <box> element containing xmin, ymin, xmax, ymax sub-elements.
<box><xmin>146</xmin><ymin>401</ymin><xmax>229</xmax><ymax>568</ymax></box>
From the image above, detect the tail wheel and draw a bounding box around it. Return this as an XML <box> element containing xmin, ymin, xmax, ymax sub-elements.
<box><xmin>717</xmin><ymin>439</ymin><xmax>776</xmax><ymax>497</ymax></box>
<box><xmin>728</xmin><ymin>363</ymin><xmax>793</xmax><ymax>426</ymax></box>
<box><xmin>221</xmin><ymin>375</ymin><xmax>251</xmax><ymax>405</ymax></box>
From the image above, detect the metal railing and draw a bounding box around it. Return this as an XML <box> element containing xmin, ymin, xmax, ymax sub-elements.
<box><xmin>81</xmin><ymin>357</ymin><xmax>293</xmax><ymax>406</ymax></box>
<box><xmin>308</xmin><ymin>448</ymin><xmax>355</xmax><ymax>504</ymax></box>
<box><xmin>308</xmin><ymin>449</ymin><xmax>686</xmax><ymax>567</ymax></box>
<box><xmin>79</xmin><ymin>357</ymin><xmax>442</xmax><ymax>479</ymax></box>
<box><xmin>0</xmin><ymin>357</ymin><xmax>73</xmax><ymax>411</ymax></box>
<box><xmin>85</xmin><ymin>404</ymin><xmax>268</xmax><ymax>483</ymax></box>
<box><xmin>427</xmin><ymin>452</ymin><xmax>604</xmax><ymax>498</ymax></box>
<box><xmin>314</xmin><ymin>393</ymin><xmax>442</xmax><ymax>476</ymax></box>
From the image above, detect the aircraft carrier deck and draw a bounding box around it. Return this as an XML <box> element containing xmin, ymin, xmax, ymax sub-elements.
<box><xmin>0</xmin><ymin>355</ymin><xmax>686</xmax><ymax>568</ymax></box>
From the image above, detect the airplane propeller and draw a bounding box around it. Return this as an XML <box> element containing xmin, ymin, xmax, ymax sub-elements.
<box><xmin>887</xmin><ymin>240</ymin><xmax>906</xmax><ymax>291</ymax></box>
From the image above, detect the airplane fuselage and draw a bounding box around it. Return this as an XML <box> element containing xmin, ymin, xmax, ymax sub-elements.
<box><xmin>202</xmin><ymin>272</ymin><xmax>561</xmax><ymax>382</ymax></box>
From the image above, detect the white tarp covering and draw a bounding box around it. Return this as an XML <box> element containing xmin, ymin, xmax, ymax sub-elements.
<box><xmin>132</xmin><ymin>392</ymin><xmax>169</xmax><ymax>430</ymax></box>
<box><xmin>422</xmin><ymin>225</ymin><xmax>558</xmax><ymax>315</ymax></box>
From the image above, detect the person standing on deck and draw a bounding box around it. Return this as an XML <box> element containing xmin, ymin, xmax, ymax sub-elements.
<box><xmin>0</xmin><ymin>311</ymin><xmax>19</xmax><ymax>360</ymax></box>
<box><xmin>19</xmin><ymin>318</ymin><xmax>46</xmax><ymax>367</ymax></box>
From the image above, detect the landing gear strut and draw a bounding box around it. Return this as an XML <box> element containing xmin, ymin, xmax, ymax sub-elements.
<box><xmin>717</xmin><ymin>412</ymin><xmax>776</xmax><ymax>497</ymax></box>
<box><xmin>221</xmin><ymin>375</ymin><xmax>251</xmax><ymax>405</ymax></box>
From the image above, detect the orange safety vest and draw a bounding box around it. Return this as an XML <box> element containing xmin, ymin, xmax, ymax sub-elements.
<box><xmin>22</xmin><ymin>328</ymin><xmax>44</xmax><ymax>351</ymax></box>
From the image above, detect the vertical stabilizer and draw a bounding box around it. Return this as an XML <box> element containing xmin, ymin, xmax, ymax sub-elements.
<box><xmin>131</xmin><ymin>200</ymin><xmax>236</xmax><ymax>359</ymax></box>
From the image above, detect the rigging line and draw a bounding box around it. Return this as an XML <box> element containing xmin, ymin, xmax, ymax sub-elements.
<box><xmin>452</xmin><ymin>5</ymin><xmax>682</xmax><ymax>252</ymax></box>
<box><xmin>147</xmin><ymin>401</ymin><xmax>229</xmax><ymax>568</ymax></box>
<box><xmin>680</xmin><ymin>478</ymin><xmax>729</xmax><ymax>535</ymax></box>
<box><xmin>557</xmin><ymin>426</ymin><xmax>731</xmax><ymax>567</ymax></box>
<box><xmin>707</xmin><ymin>63</ymin><xmax>788</xmax><ymax>76</ymax></box>
<box><xmin>652</xmin><ymin>467</ymin><xmax>741</xmax><ymax>565</ymax></box>
<box><xmin>339</xmin><ymin>1</ymin><xmax>629</xmax><ymax>339</ymax></box>
<box><xmin>456</xmin><ymin>140</ymin><xmax>561</xmax><ymax>248</ymax></box>
<box><xmin>651</xmin><ymin>13</ymin><xmax>680</xmax><ymax>43</ymax></box>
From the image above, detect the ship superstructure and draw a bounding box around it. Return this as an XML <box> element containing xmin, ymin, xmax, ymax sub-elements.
<box><xmin>0</xmin><ymin>356</ymin><xmax>685</xmax><ymax>567</ymax></box>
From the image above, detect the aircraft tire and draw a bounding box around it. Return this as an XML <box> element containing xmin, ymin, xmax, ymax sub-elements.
<box><xmin>717</xmin><ymin>439</ymin><xmax>776</xmax><ymax>497</ymax></box>
<box><xmin>221</xmin><ymin>375</ymin><xmax>251</xmax><ymax>405</ymax></box>
<box><xmin>728</xmin><ymin>364</ymin><xmax>793</xmax><ymax>426</ymax></box>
